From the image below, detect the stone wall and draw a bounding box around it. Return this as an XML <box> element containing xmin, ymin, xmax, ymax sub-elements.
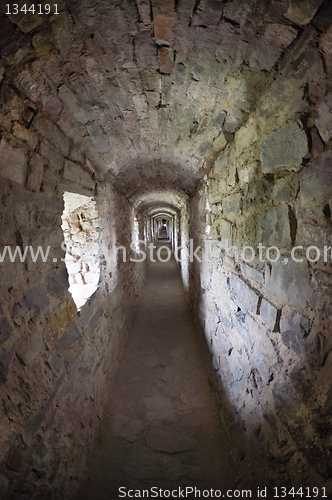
<box><xmin>189</xmin><ymin>15</ymin><xmax>332</xmax><ymax>489</ymax></box>
<box><xmin>0</xmin><ymin>88</ymin><xmax>146</xmax><ymax>499</ymax></box>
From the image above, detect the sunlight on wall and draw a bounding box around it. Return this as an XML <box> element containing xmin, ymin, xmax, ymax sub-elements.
<box><xmin>61</xmin><ymin>192</ymin><xmax>100</xmax><ymax>310</ymax></box>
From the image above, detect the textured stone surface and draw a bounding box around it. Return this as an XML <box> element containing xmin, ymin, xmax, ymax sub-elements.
<box><xmin>229</xmin><ymin>274</ymin><xmax>259</xmax><ymax>314</ymax></box>
<box><xmin>315</xmin><ymin>93</ymin><xmax>332</xmax><ymax>143</ymax></box>
<box><xmin>260</xmin><ymin>299</ymin><xmax>279</xmax><ymax>331</ymax></box>
<box><xmin>146</xmin><ymin>422</ymin><xmax>196</xmax><ymax>453</ymax></box>
<box><xmin>22</xmin><ymin>412</ymin><xmax>45</xmax><ymax>446</ymax></box>
<box><xmin>240</xmin><ymin>262</ymin><xmax>264</xmax><ymax>284</ymax></box>
<box><xmin>0</xmin><ymin>348</ymin><xmax>14</xmax><ymax>384</ymax></box>
<box><xmin>63</xmin><ymin>160</ymin><xmax>95</xmax><ymax>190</ymax></box>
<box><xmin>222</xmin><ymin>192</ymin><xmax>242</xmax><ymax>217</ymax></box>
<box><xmin>281</xmin><ymin>312</ymin><xmax>327</xmax><ymax>368</ymax></box>
<box><xmin>0</xmin><ymin>138</ymin><xmax>27</xmax><ymax>184</ymax></box>
<box><xmin>257</xmin><ymin>204</ymin><xmax>291</xmax><ymax>247</ymax></box>
<box><xmin>260</xmin><ymin>122</ymin><xmax>308</xmax><ymax>173</ymax></box>
<box><xmin>0</xmin><ymin>301</ymin><xmax>12</xmax><ymax>344</ymax></box>
<box><xmin>27</xmin><ymin>152</ymin><xmax>44</xmax><ymax>191</ymax></box>
<box><xmin>34</xmin><ymin>116</ymin><xmax>69</xmax><ymax>156</ymax></box>
<box><xmin>265</xmin><ymin>260</ymin><xmax>312</xmax><ymax>309</ymax></box>
<box><xmin>285</xmin><ymin>0</ymin><xmax>324</xmax><ymax>26</ymax></box>
<box><xmin>299</xmin><ymin>151</ymin><xmax>332</xmax><ymax>204</ymax></box>
<box><xmin>56</xmin><ymin>321</ymin><xmax>82</xmax><ymax>352</ymax></box>
<box><xmin>40</xmin><ymin>140</ymin><xmax>64</xmax><ymax>172</ymax></box>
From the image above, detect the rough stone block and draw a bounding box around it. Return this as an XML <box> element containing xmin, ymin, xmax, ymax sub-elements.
<box><xmin>191</xmin><ymin>0</ymin><xmax>223</xmax><ymax>26</ymax></box>
<box><xmin>63</xmin><ymin>160</ymin><xmax>94</xmax><ymax>190</ymax></box>
<box><xmin>257</xmin><ymin>204</ymin><xmax>291</xmax><ymax>247</ymax></box>
<box><xmin>40</xmin><ymin>140</ymin><xmax>64</xmax><ymax>172</ymax></box>
<box><xmin>249</xmin><ymin>24</ymin><xmax>297</xmax><ymax>71</ymax></box>
<box><xmin>57</xmin><ymin>321</ymin><xmax>82</xmax><ymax>352</ymax></box>
<box><xmin>137</xmin><ymin>0</ymin><xmax>151</xmax><ymax>25</ymax></box>
<box><xmin>0</xmin><ymin>301</ymin><xmax>12</xmax><ymax>344</ymax></box>
<box><xmin>174</xmin><ymin>62</ymin><xmax>186</xmax><ymax>85</ymax></box>
<box><xmin>34</xmin><ymin>116</ymin><xmax>69</xmax><ymax>156</ymax></box>
<box><xmin>244</xmin><ymin>177</ymin><xmax>273</xmax><ymax>207</ymax></box>
<box><xmin>22</xmin><ymin>287</ymin><xmax>50</xmax><ymax>312</ymax></box>
<box><xmin>17</xmin><ymin>330</ymin><xmax>44</xmax><ymax>365</ymax></box>
<box><xmin>315</xmin><ymin>93</ymin><xmax>332</xmax><ymax>143</ymax></box>
<box><xmin>26</xmin><ymin>152</ymin><xmax>44</xmax><ymax>191</ymax></box>
<box><xmin>265</xmin><ymin>259</ymin><xmax>312</xmax><ymax>309</ymax></box>
<box><xmin>296</xmin><ymin>221</ymin><xmax>332</xmax><ymax>248</ymax></box>
<box><xmin>88</xmin><ymin>308</ymin><xmax>103</xmax><ymax>339</ymax></box>
<box><xmin>8</xmin><ymin>9</ymin><xmax>44</xmax><ymax>33</ymax></box>
<box><xmin>79</xmin><ymin>295</ymin><xmax>98</xmax><ymax>327</ymax></box>
<box><xmin>87</xmin><ymin>124</ymin><xmax>110</xmax><ymax>153</ymax></box>
<box><xmin>0</xmin><ymin>138</ymin><xmax>27</xmax><ymax>184</ymax></box>
<box><xmin>46</xmin><ymin>351</ymin><xmax>64</xmax><ymax>375</ymax></box>
<box><xmin>154</xmin><ymin>14</ymin><xmax>174</xmax><ymax>45</ymax></box>
<box><xmin>44</xmin><ymin>299</ymin><xmax>76</xmax><ymax>350</ymax></box>
<box><xmin>0</xmin><ymin>348</ymin><xmax>14</xmax><ymax>384</ymax></box>
<box><xmin>6</xmin><ymin>446</ymin><xmax>23</xmax><ymax>472</ymax></box>
<box><xmin>319</xmin><ymin>25</ymin><xmax>332</xmax><ymax>72</ymax></box>
<box><xmin>260</xmin><ymin>122</ymin><xmax>308</xmax><ymax>174</ymax></box>
<box><xmin>272</xmin><ymin>382</ymin><xmax>302</xmax><ymax>421</ymax></box>
<box><xmin>214</xmin><ymin>154</ymin><xmax>228</xmax><ymax>174</ymax></box>
<box><xmin>12</xmin><ymin>122</ymin><xmax>38</xmax><ymax>150</ymax></box>
<box><xmin>302</xmin><ymin>326</ymin><xmax>326</xmax><ymax>368</ymax></box>
<box><xmin>212</xmin><ymin>132</ymin><xmax>227</xmax><ymax>152</ymax></box>
<box><xmin>229</xmin><ymin>273</ymin><xmax>259</xmax><ymax>314</ymax></box>
<box><xmin>260</xmin><ymin>298</ymin><xmax>279</xmax><ymax>331</ymax></box>
<box><xmin>46</xmin><ymin>268</ymin><xmax>69</xmax><ymax>298</ymax></box>
<box><xmin>231</xmin><ymin>311</ymin><xmax>253</xmax><ymax>349</ymax></box>
<box><xmin>134</xmin><ymin>31</ymin><xmax>158</xmax><ymax>71</ymax></box>
<box><xmin>240</xmin><ymin>262</ymin><xmax>264</xmax><ymax>284</ymax></box>
<box><xmin>247</xmin><ymin>315</ymin><xmax>278</xmax><ymax>383</ymax></box>
<box><xmin>22</xmin><ymin>413</ymin><xmax>45</xmax><ymax>446</ymax></box>
<box><xmin>226</xmin><ymin>347</ymin><xmax>247</xmax><ymax>382</ymax></box>
<box><xmin>220</xmin><ymin>219</ymin><xmax>233</xmax><ymax>247</ymax></box>
<box><xmin>280</xmin><ymin>312</ymin><xmax>311</xmax><ymax>355</ymax></box>
<box><xmin>158</xmin><ymin>47</ymin><xmax>173</xmax><ymax>74</ymax></box>
<box><xmin>14</xmin><ymin>287</ymin><xmax>50</xmax><ymax>326</ymax></box>
<box><xmin>209</xmin><ymin>193</ymin><xmax>222</xmax><ymax>204</ymax></box>
<box><xmin>140</xmin><ymin>70</ymin><xmax>162</xmax><ymax>93</ymax></box>
<box><xmin>285</xmin><ymin>0</ymin><xmax>324</xmax><ymax>26</ymax></box>
<box><xmin>280</xmin><ymin>312</ymin><xmax>326</xmax><ymax>367</ymax></box>
<box><xmin>58</xmin><ymin>85</ymin><xmax>89</xmax><ymax>124</ymax></box>
<box><xmin>272</xmin><ymin>174</ymin><xmax>299</xmax><ymax>202</ymax></box>
<box><xmin>300</xmin><ymin>151</ymin><xmax>332</xmax><ymax>205</ymax></box>
<box><xmin>0</xmin><ymin>112</ymin><xmax>12</xmax><ymax>132</ymax></box>
<box><xmin>222</xmin><ymin>192</ymin><xmax>242</xmax><ymax>217</ymax></box>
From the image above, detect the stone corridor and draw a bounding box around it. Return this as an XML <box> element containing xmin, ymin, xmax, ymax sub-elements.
<box><xmin>1</xmin><ymin>0</ymin><xmax>332</xmax><ymax>498</ymax></box>
<box><xmin>77</xmin><ymin>242</ymin><xmax>240</xmax><ymax>498</ymax></box>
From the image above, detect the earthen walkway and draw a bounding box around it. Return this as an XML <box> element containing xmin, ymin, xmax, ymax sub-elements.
<box><xmin>78</xmin><ymin>242</ymin><xmax>239</xmax><ymax>499</ymax></box>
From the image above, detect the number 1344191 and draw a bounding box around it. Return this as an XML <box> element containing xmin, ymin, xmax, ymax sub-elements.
<box><xmin>6</xmin><ymin>4</ymin><xmax>59</xmax><ymax>14</ymax></box>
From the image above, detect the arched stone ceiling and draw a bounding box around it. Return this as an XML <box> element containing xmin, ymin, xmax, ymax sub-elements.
<box><xmin>148</xmin><ymin>208</ymin><xmax>178</xmax><ymax>216</ymax></box>
<box><xmin>131</xmin><ymin>187</ymin><xmax>188</xmax><ymax>212</ymax></box>
<box><xmin>152</xmin><ymin>214</ymin><xmax>173</xmax><ymax>221</ymax></box>
<box><xmin>0</xmin><ymin>0</ymin><xmax>325</xmax><ymax>196</ymax></box>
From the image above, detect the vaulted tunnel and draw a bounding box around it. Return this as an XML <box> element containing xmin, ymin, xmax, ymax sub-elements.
<box><xmin>1</xmin><ymin>0</ymin><xmax>332</xmax><ymax>498</ymax></box>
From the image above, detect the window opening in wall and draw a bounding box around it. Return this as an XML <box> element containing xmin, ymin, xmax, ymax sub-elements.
<box><xmin>61</xmin><ymin>192</ymin><xmax>100</xmax><ymax>311</ymax></box>
<box><xmin>132</xmin><ymin>216</ymin><xmax>140</xmax><ymax>252</ymax></box>
<box><xmin>158</xmin><ymin>218</ymin><xmax>169</xmax><ymax>240</ymax></box>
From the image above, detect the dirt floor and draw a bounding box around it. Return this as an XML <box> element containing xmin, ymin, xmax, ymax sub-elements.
<box><xmin>77</xmin><ymin>242</ymin><xmax>244</xmax><ymax>499</ymax></box>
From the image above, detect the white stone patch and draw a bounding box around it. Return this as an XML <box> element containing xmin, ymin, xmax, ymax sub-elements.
<box><xmin>61</xmin><ymin>192</ymin><xmax>100</xmax><ymax>311</ymax></box>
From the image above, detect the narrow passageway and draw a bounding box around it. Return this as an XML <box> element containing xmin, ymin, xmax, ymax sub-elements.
<box><xmin>78</xmin><ymin>242</ymin><xmax>238</xmax><ymax>499</ymax></box>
